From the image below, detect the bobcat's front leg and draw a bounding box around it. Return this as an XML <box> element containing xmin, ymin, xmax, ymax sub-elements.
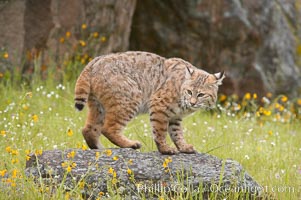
<box><xmin>168</xmin><ymin>119</ymin><xmax>195</xmax><ymax>153</ymax></box>
<box><xmin>150</xmin><ymin>108</ymin><xmax>179</xmax><ymax>155</ymax></box>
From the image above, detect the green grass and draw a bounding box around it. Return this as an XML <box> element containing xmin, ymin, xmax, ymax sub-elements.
<box><xmin>0</xmin><ymin>78</ymin><xmax>300</xmax><ymax>200</ymax></box>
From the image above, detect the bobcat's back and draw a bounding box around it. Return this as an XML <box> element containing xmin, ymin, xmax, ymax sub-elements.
<box><xmin>75</xmin><ymin>51</ymin><xmax>168</xmax><ymax>112</ymax></box>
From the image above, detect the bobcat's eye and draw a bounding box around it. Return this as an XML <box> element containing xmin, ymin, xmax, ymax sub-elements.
<box><xmin>197</xmin><ymin>93</ymin><xmax>205</xmax><ymax>98</ymax></box>
<box><xmin>187</xmin><ymin>90</ymin><xmax>192</xmax><ymax>96</ymax></box>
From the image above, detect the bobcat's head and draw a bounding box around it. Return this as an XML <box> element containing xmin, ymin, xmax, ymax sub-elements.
<box><xmin>181</xmin><ymin>67</ymin><xmax>225</xmax><ymax>111</ymax></box>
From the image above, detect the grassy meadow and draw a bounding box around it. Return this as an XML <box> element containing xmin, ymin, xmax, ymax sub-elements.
<box><xmin>0</xmin><ymin>28</ymin><xmax>301</xmax><ymax>199</ymax></box>
<box><xmin>0</xmin><ymin>71</ymin><xmax>300</xmax><ymax>200</ymax></box>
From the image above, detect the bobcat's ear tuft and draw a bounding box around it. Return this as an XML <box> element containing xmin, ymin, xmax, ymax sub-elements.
<box><xmin>185</xmin><ymin>66</ymin><xmax>194</xmax><ymax>79</ymax></box>
<box><xmin>214</xmin><ymin>71</ymin><xmax>225</xmax><ymax>85</ymax></box>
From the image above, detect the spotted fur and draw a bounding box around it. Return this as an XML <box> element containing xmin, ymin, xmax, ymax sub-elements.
<box><xmin>74</xmin><ymin>51</ymin><xmax>225</xmax><ymax>154</ymax></box>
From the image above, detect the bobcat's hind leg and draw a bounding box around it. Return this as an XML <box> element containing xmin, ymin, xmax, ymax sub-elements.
<box><xmin>101</xmin><ymin>103</ymin><xmax>142</xmax><ymax>149</ymax></box>
<box><xmin>82</xmin><ymin>98</ymin><xmax>104</xmax><ymax>149</ymax></box>
<box><xmin>168</xmin><ymin>119</ymin><xmax>195</xmax><ymax>153</ymax></box>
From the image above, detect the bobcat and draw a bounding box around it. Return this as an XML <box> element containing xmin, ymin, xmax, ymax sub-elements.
<box><xmin>74</xmin><ymin>51</ymin><xmax>225</xmax><ymax>155</ymax></box>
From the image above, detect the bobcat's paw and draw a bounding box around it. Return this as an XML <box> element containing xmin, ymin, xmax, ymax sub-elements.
<box><xmin>159</xmin><ymin>146</ymin><xmax>179</xmax><ymax>155</ymax></box>
<box><xmin>178</xmin><ymin>144</ymin><xmax>196</xmax><ymax>154</ymax></box>
<box><xmin>130</xmin><ymin>140</ymin><xmax>142</xmax><ymax>149</ymax></box>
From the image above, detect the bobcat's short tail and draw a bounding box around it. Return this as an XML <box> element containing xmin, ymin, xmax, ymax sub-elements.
<box><xmin>74</xmin><ymin>64</ymin><xmax>92</xmax><ymax>111</ymax></box>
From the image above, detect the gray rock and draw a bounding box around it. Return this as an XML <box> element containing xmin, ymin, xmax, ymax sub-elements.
<box><xmin>130</xmin><ymin>0</ymin><xmax>301</xmax><ymax>97</ymax></box>
<box><xmin>25</xmin><ymin>148</ymin><xmax>262</xmax><ymax>199</ymax></box>
<box><xmin>1</xmin><ymin>0</ymin><xmax>299</xmax><ymax>96</ymax></box>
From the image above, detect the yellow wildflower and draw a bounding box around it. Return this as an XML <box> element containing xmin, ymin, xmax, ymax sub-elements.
<box><xmin>162</xmin><ymin>161</ymin><xmax>168</xmax><ymax>168</ymax></box>
<box><xmin>128</xmin><ymin>159</ymin><xmax>133</xmax><ymax>165</ymax></box>
<box><xmin>4</xmin><ymin>178</ymin><xmax>16</xmax><ymax>187</ymax></box>
<box><xmin>281</xmin><ymin>95</ymin><xmax>288</xmax><ymax>103</ymax></box>
<box><xmin>76</xmin><ymin>142</ymin><xmax>82</xmax><ymax>149</ymax></box>
<box><xmin>244</xmin><ymin>93</ymin><xmax>251</xmax><ymax>100</ymax></box>
<box><xmin>266</xmin><ymin>92</ymin><xmax>273</xmax><ymax>98</ymax></box>
<box><xmin>162</xmin><ymin>157</ymin><xmax>172</xmax><ymax>168</ymax></box>
<box><xmin>71</xmin><ymin>162</ymin><xmax>77</xmax><ymax>168</ymax></box>
<box><xmin>263</xmin><ymin>110</ymin><xmax>271</xmax><ymax>116</ymax></box>
<box><xmin>61</xmin><ymin>162</ymin><xmax>68</xmax><ymax>168</ymax></box>
<box><xmin>81</xmin><ymin>23</ymin><xmax>87</xmax><ymax>29</ymax></box>
<box><xmin>253</xmin><ymin>93</ymin><xmax>257</xmax><ymax>99</ymax></box>
<box><xmin>60</xmin><ymin>37</ymin><xmax>65</xmax><ymax>43</ymax></box>
<box><xmin>1</xmin><ymin>130</ymin><xmax>6</xmax><ymax>137</ymax></box>
<box><xmin>67</xmin><ymin>151</ymin><xmax>75</xmax><ymax>159</ymax></box>
<box><xmin>0</xmin><ymin>170</ymin><xmax>7</xmax><ymax>177</ymax></box>
<box><xmin>79</xmin><ymin>181</ymin><xmax>85</xmax><ymax>189</ymax></box>
<box><xmin>3</xmin><ymin>52</ymin><xmax>9</xmax><ymax>59</ymax></box>
<box><xmin>66</xmin><ymin>166</ymin><xmax>72</xmax><ymax>172</ymax></box>
<box><xmin>93</xmin><ymin>32</ymin><xmax>99</xmax><ymax>38</ymax></box>
<box><xmin>219</xmin><ymin>94</ymin><xmax>227</xmax><ymax>102</ymax></box>
<box><xmin>99</xmin><ymin>191</ymin><xmax>104</xmax><ymax>197</ymax></box>
<box><xmin>65</xmin><ymin>192</ymin><xmax>70</xmax><ymax>200</ymax></box>
<box><xmin>67</xmin><ymin>129</ymin><xmax>73</xmax><ymax>137</ymax></box>
<box><xmin>108</xmin><ymin>167</ymin><xmax>114</xmax><ymax>174</ymax></box>
<box><xmin>65</xmin><ymin>31</ymin><xmax>71</xmax><ymax>38</ymax></box>
<box><xmin>35</xmin><ymin>149</ymin><xmax>43</xmax><ymax>156</ymax></box>
<box><xmin>11</xmin><ymin>158</ymin><xmax>19</xmax><ymax>164</ymax></box>
<box><xmin>26</xmin><ymin>155</ymin><xmax>31</xmax><ymax>161</ymax></box>
<box><xmin>101</xmin><ymin>36</ymin><xmax>107</xmax><ymax>42</ymax></box>
<box><xmin>105</xmin><ymin>149</ymin><xmax>112</xmax><ymax>156</ymax></box>
<box><xmin>79</xmin><ymin>40</ymin><xmax>86</xmax><ymax>47</ymax></box>
<box><xmin>0</xmin><ymin>73</ymin><xmax>3</xmax><ymax>78</ymax></box>
<box><xmin>127</xmin><ymin>168</ymin><xmax>132</xmax><ymax>175</ymax></box>
<box><xmin>81</xmin><ymin>58</ymin><xmax>86</xmax><ymax>64</ymax></box>
<box><xmin>22</xmin><ymin>104</ymin><xmax>29</xmax><ymax>110</ymax></box>
<box><xmin>113</xmin><ymin>156</ymin><xmax>119</xmax><ymax>161</ymax></box>
<box><xmin>95</xmin><ymin>152</ymin><xmax>100</xmax><ymax>160</ymax></box>
<box><xmin>278</xmin><ymin>105</ymin><xmax>284</xmax><ymax>112</ymax></box>
<box><xmin>81</xmin><ymin>144</ymin><xmax>88</xmax><ymax>150</ymax></box>
<box><xmin>297</xmin><ymin>99</ymin><xmax>301</xmax><ymax>106</ymax></box>
<box><xmin>11</xmin><ymin>149</ymin><xmax>18</xmax><ymax>155</ymax></box>
<box><xmin>11</xmin><ymin>181</ymin><xmax>16</xmax><ymax>187</ymax></box>
<box><xmin>12</xmin><ymin>169</ymin><xmax>18</xmax><ymax>178</ymax></box>
<box><xmin>32</xmin><ymin>114</ymin><xmax>38</xmax><ymax>122</ymax></box>
<box><xmin>5</xmin><ymin>146</ymin><xmax>11</xmax><ymax>153</ymax></box>
<box><xmin>268</xmin><ymin>131</ymin><xmax>273</xmax><ymax>136</ymax></box>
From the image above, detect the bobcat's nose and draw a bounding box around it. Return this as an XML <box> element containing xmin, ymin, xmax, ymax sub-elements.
<box><xmin>190</xmin><ymin>98</ymin><xmax>197</xmax><ymax>106</ymax></box>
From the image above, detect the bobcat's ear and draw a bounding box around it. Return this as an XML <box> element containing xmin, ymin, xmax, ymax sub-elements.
<box><xmin>185</xmin><ymin>66</ymin><xmax>194</xmax><ymax>79</ymax></box>
<box><xmin>214</xmin><ymin>71</ymin><xmax>225</xmax><ymax>85</ymax></box>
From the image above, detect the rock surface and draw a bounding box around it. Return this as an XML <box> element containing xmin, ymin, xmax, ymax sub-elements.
<box><xmin>25</xmin><ymin>148</ymin><xmax>262</xmax><ymax>199</ymax></box>
<box><xmin>1</xmin><ymin>0</ymin><xmax>300</xmax><ymax>96</ymax></box>
<box><xmin>0</xmin><ymin>0</ymin><xmax>136</xmax><ymax>72</ymax></box>
<box><xmin>130</xmin><ymin>0</ymin><xmax>301</xmax><ymax>97</ymax></box>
